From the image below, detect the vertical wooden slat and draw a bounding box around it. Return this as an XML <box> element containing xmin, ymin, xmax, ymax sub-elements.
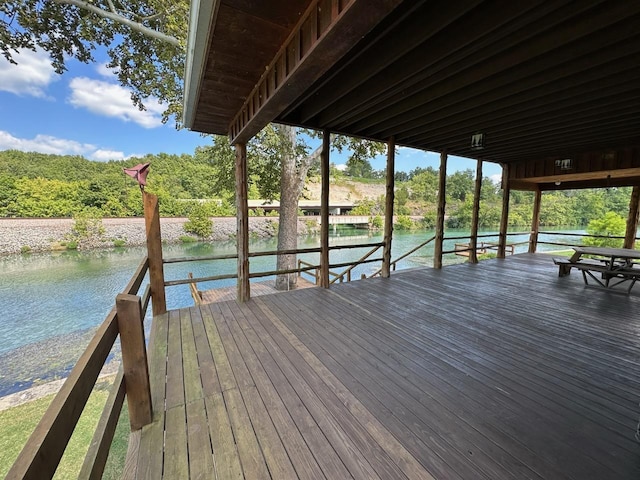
<box><xmin>320</xmin><ymin>129</ymin><xmax>330</xmax><ymax>288</ymax></box>
<box><xmin>529</xmin><ymin>188</ymin><xmax>542</xmax><ymax>253</ymax></box>
<box><xmin>434</xmin><ymin>151</ymin><xmax>447</xmax><ymax>269</ymax></box>
<box><xmin>382</xmin><ymin>137</ymin><xmax>395</xmax><ymax>277</ymax></box>
<box><xmin>624</xmin><ymin>185</ymin><xmax>640</xmax><ymax>249</ymax></box>
<box><xmin>143</xmin><ymin>192</ymin><xmax>166</xmax><ymax>316</ymax></box>
<box><xmin>469</xmin><ymin>159</ymin><xmax>483</xmax><ymax>264</ymax></box>
<box><xmin>235</xmin><ymin>143</ymin><xmax>250</xmax><ymax>301</ymax></box>
<box><xmin>116</xmin><ymin>294</ymin><xmax>152</xmax><ymax>431</ymax></box>
<box><xmin>498</xmin><ymin>164</ymin><xmax>511</xmax><ymax>259</ymax></box>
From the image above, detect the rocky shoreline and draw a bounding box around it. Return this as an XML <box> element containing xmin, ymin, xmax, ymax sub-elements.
<box><xmin>0</xmin><ymin>216</ymin><xmax>318</xmax><ymax>256</ymax></box>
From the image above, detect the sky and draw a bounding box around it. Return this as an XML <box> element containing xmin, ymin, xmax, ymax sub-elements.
<box><xmin>0</xmin><ymin>47</ymin><xmax>501</xmax><ymax>181</ymax></box>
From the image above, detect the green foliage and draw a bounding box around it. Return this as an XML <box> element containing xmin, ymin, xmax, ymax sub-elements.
<box><xmin>184</xmin><ymin>203</ymin><xmax>213</xmax><ymax>238</ymax></box>
<box><xmin>371</xmin><ymin>215</ymin><xmax>383</xmax><ymax>229</ymax></box>
<box><xmin>72</xmin><ymin>211</ymin><xmax>105</xmax><ymax>238</ymax></box>
<box><xmin>351</xmin><ymin>198</ymin><xmax>383</xmax><ymax>216</ymax></box>
<box><xmin>179</xmin><ymin>235</ymin><xmax>198</xmax><ymax>243</ymax></box>
<box><xmin>583</xmin><ymin>212</ymin><xmax>626</xmax><ymax>248</ymax></box>
<box><xmin>113</xmin><ymin>239</ymin><xmax>126</xmax><ymax>247</ymax></box>
<box><xmin>20</xmin><ymin>245</ymin><xmax>31</xmax><ymax>254</ymax></box>
<box><xmin>65</xmin><ymin>240</ymin><xmax>78</xmax><ymax>250</ymax></box>
<box><xmin>394</xmin><ymin>215</ymin><xmax>416</xmax><ymax>230</ymax></box>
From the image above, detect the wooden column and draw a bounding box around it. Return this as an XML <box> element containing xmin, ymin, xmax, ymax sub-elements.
<box><xmin>624</xmin><ymin>185</ymin><xmax>640</xmax><ymax>249</ymax></box>
<box><xmin>498</xmin><ymin>163</ymin><xmax>511</xmax><ymax>259</ymax></box>
<box><xmin>529</xmin><ymin>188</ymin><xmax>542</xmax><ymax>253</ymax></box>
<box><xmin>382</xmin><ymin>137</ymin><xmax>396</xmax><ymax>277</ymax></box>
<box><xmin>235</xmin><ymin>143</ymin><xmax>250</xmax><ymax>302</ymax></box>
<box><xmin>143</xmin><ymin>192</ymin><xmax>166</xmax><ymax>316</ymax></box>
<box><xmin>469</xmin><ymin>159</ymin><xmax>483</xmax><ymax>264</ymax></box>
<box><xmin>320</xmin><ymin>130</ymin><xmax>330</xmax><ymax>288</ymax></box>
<box><xmin>116</xmin><ymin>294</ymin><xmax>152</xmax><ymax>430</ymax></box>
<box><xmin>434</xmin><ymin>151</ymin><xmax>447</xmax><ymax>269</ymax></box>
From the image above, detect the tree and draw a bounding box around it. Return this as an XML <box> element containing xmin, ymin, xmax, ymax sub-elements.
<box><xmin>1</xmin><ymin>0</ymin><xmax>186</xmax><ymax>123</ymax></box>
<box><xmin>583</xmin><ymin>211</ymin><xmax>626</xmax><ymax>248</ymax></box>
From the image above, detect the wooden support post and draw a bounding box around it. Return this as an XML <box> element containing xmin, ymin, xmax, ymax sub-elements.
<box><xmin>235</xmin><ymin>143</ymin><xmax>250</xmax><ymax>301</ymax></box>
<box><xmin>498</xmin><ymin>163</ymin><xmax>511</xmax><ymax>259</ymax></box>
<box><xmin>469</xmin><ymin>159</ymin><xmax>483</xmax><ymax>264</ymax></box>
<box><xmin>434</xmin><ymin>151</ymin><xmax>447</xmax><ymax>269</ymax></box>
<box><xmin>529</xmin><ymin>188</ymin><xmax>542</xmax><ymax>253</ymax></box>
<box><xmin>320</xmin><ymin>130</ymin><xmax>330</xmax><ymax>288</ymax></box>
<box><xmin>624</xmin><ymin>185</ymin><xmax>640</xmax><ymax>249</ymax></box>
<box><xmin>382</xmin><ymin>137</ymin><xmax>395</xmax><ymax>277</ymax></box>
<box><xmin>116</xmin><ymin>294</ymin><xmax>152</xmax><ymax>431</ymax></box>
<box><xmin>143</xmin><ymin>192</ymin><xmax>166</xmax><ymax>316</ymax></box>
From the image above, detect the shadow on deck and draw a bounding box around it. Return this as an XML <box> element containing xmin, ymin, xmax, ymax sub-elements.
<box><xmin>127</xmin><ymin>253</ymin><xmax>640</xmax><ymax>479</ymax></box>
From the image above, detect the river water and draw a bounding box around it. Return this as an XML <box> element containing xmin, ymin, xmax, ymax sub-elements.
<box><xmin>0</xmin><ymin>227</ymin><xmax>583</xmax><ymax>395</ymax></box>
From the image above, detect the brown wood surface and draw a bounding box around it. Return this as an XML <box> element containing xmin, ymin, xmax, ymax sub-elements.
<box><xmin>382</xmin><ymin>136</ymin><xmax>395</xmax><ymax>277</ymax></box>
<box><xmin>529</xmin><ymin>187</ymin><xmax>542</xmax><ymax>253</ymax></box>
<box><xmin>624</xmin><ymin>185</ymin><xmax>640</xmax><ymax>249</ymax></box>
<box><xmin>434</xmin><ymin>151</ymin><xmax>447</xmax><ymax>268</ymax></box>
<box><xmin>235</xmin><ymin>143</ymin><xmax>250</xmax><ymax>301</ymax></box>
<box><xmin>320</xmin><ymin>129</ymin><xmax>330</xmax><ymax>288</ymax></box>
<box><xmin>469</xmin><ymin>159</ymin><xmax>483</xmax><ymax>263</ymax></box>
<box><xmin>131</xmin><ymin>253</ymin><xmax>640</xmax><ymax>479</ymax></box>
<box><xmin>143</xmin><ymin>192</ymin><xmax>166</xmax><ymax>315</ymax></box>
<box><xmin>498</xmin><ymin>163</ymin><xmax>510</xmax><ymax>258</ymax></box>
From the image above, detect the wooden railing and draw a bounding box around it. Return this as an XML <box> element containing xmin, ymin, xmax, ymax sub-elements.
<box><xmin>444</xmin><ymin>232</ymin><xmax>529</xmax><ymax>256</ymax></box>
<box><xmin>7</xmin><ymin>258</ymin><xmax>152</xmax><ymax>480</ymax></box>
<box><xmin>369</xmin><ymin>235</ymin><xmax>436</xmax><ymax>278</ymax></box>
<box><xmin>536</xmin><ymin>231</ymin><xmax>638</xmax><ymax>249</ymax></box>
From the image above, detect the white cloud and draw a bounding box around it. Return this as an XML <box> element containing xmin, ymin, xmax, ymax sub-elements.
<box><xmin>334</xmin><ymin>163</ymin><xmax>347</xmax><ymax>171</ymax></box>
<box><xmin>90</xmin><ymin>149</ymin><xmax>126</xmax><ymax>161</ymax></box>
<box><xmin>0</xmin><ymin>48</ymin><xmax>57</xmax><ymax>98</ymax></box>
<box><xmin>0</xmin><ymin>130</ymin><xmax>134</xmax><ymax>161</ymax></box>
<box><xmin>0</xmin><ymin>131</ymin><xmax>95</xmax><ymax>156</ymax></box>
<box><xmin>68</xmin><ymin>77</ymin><xmax>164</xmax><ymax>128</ymax></box>
<box><xmin>490</xmin><ymin>173</ymin><xmax>502</xmax><ymax>185</ymax></box>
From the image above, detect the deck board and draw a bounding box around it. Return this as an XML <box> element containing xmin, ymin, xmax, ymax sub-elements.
<box><xmin>135</xmin><ymin>253</ymin><xmax>640</xmax><ymax>479</ymax></box>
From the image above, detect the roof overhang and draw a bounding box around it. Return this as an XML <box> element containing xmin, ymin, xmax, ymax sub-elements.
<box><xmin>184</xmin><ymin>1</ymin><xmax>640</xmax><ymax>172</ymax></box>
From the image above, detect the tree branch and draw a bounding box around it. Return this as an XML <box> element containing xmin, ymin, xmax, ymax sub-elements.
<box><xmin>52</xmin><ymin>0</ymin><xmax>180</xmax><ymax>46</ymax></box>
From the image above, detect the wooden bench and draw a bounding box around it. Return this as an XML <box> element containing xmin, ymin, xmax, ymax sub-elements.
<box><xmin>553</xmin><ymin>257</ymin><xmax>640</xmax><ymax>293</ymax></box>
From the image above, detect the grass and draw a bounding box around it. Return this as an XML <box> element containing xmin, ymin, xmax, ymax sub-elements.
<box><xmin>0</xmin><ymin>378</ymin><xmax>129</xmax><ymax>479</ymax></box>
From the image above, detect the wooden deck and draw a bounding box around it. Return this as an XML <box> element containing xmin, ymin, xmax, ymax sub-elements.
<box><xmin>126</xmin><ymin>253</ymin><xmax>640</xmax><ymax>479</ymax></box>
<box><xmin>200</xmin><ymin>277</ymin><xmax>316</xmax><ymax>304</ymax></box>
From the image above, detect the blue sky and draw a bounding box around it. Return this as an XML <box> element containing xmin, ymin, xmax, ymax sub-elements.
<box><xmin>0</xmin><ymin>47</ymin><xmax>501</xmax><ymax>180</ymax></box>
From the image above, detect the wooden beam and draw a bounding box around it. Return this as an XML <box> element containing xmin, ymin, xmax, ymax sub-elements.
<box><xmin>624</xmin><ymin>185</ymin><xmax>640</xmax><ymax>249</ymax></box>
<box><xmin>498</xmin><ymin>163</ymin><xmax>511</xmax><ymax>258</ymax></box>
<box><xmin>469</xmin><ymin>159</ymin><xmax>483</xmax><ymax>264</ymax></box>
<box><xmin>143</xmin><ymin>192</ymin><xmax>166</xmax><ymax>316</ymax></box>
<box><xmin>434</xmin><ymin>151</ymin><xmax>447</xmax><ymax>269</ymax></box>
<box><xmin>116</xmin><ymin>294</ymin><xmax>152</xmax><ymax>431</ymax></box>
<box><xmin>320</xmin><ymin>130</ymin><xmax>330</xmax><ymax>288</ymax></box>
<box><xmin>529</xmin><ymin>188</ymin><xmax>542</xmax><ymax>253</ymax></box>
<box><xmin>229</xmin><ymin>0</ymin><xmax>403</xmax><ymax>143</ymax></box>
<box><xmin>235</xmin><ymin>143</ymin><xmax>250</xmax><ymax>302</ymax></box>
<box><xmin>382</xmin><ymin>137</ymin><xmax>396</xmax><ymax>277</ymax></box>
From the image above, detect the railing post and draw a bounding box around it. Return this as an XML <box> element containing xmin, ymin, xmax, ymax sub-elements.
<box><xmin>235</xmin><ymin>142</ymin><xmax>250</xmax><ymax>301</ymax></box>
<box><xmin>382</xmin><ymin>136</ymin><xmax>395</xmax><ymax>277</ymax></box>
<box><xmin>434</xmin><ymin>151</ymin><xmax>447</xmax><ymax>269</ymax></box>
<box><xmin>143</xmin><ymin>192</ymin><xmax>166</xmax><ymax>315</ymax></box>
<box><xmin>498</xmin><ymin>163</ymin><xmax>510</xmax><ymax>259</ymax></box>
<box><xmin>320</xmin><ymin>129</ymin><xmax>331</xmax><ymax>288</ymax></box>
<box><xmin>116</xmin><ymin>294</ymin><xmax>152</xmax><ymax>430</ymax></box>
<box><xmin>469</xmin><ymin>159</ymin><xmax>483</xmax><ymax>263</ymax></box>
<box><xmin>529</xmin><ymin>188</ymin><xmax>542</xmax><ymax>253</ymax></box>
<box><xmin>624</xmin><ymin>185</ymin><xmax>640</xmax><ymax>249</ymax></box>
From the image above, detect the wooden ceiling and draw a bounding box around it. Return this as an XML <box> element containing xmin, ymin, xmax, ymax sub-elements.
<box><xmin>185</xmin><ymin>0</ymin><xmax>640</xmax><ymax>167</ymax></box>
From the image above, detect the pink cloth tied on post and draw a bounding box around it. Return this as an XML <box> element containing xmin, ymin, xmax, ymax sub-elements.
<box><xmin>123</xmin><ymin>162</ymin><xmax>150</xmax><ymax>190</ymax></box>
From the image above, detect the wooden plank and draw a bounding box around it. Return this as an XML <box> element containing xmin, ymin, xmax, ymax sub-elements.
<box><xmin>382</xmin><ymin>136</ymin><xmax>395</xmax><ymax>277</ymax></box>
<box><xmin>204</xmin><ymin>393</ymin><xmax>244</xmax><ymax>480</ymax></box>
<box><xmin>164</xmin><ymin>406</ymin><xmax>189</xmax><ymax>479</ymax></box>
<box><xmin>529</xmin><ymin>188</ymin><xmax>542</xmax><ymax>253</ymax></box>
<box><xmin>469</xmin><ymin>159</ymin><xmax>483</xmax><ymax>263</ymax></box>
<box><xmin>200</xmin><ymin>304</ymin><xmax>236</xmax><ymax>392</ymax></box>
<box><xmin>186</xmin><ymin>399</ymin><xmax>214</xmax><ymax>480</ymax></box>
<box><xmin>224</xmin><ymin>302</ymin><xmax>328</xmax><ymax>480</ymax></box>
<box><xmin>189</xmin><ymin>306</ymin><xmax>222</xmax><ymax>397</ymax></box>
<box><xmin>116</xmin><ymin>294</ymin><xmax>152</xmax><ymax>430</ymax></box>
<box><xmin>165</xmin><ymin>309</ymin><xmax>185</xmax><ymax>409</ymax></box>
<box><xmin>252</xmin><ymin>298</ymin><xmax>426</xmax><ymax>479</ymax></box>
<box><xmin>320</xmin><ymin>129</ymin><xmax>330</xmax><ymax>288</ymax></box>
<box><xmin>624</xmin><ymin>185</ymin><xmax>640</xmax><ymax>249</ymax></box>
<box><xmin>121</xmin><ymin>430</ymin><xmax>140</xmax><ymax>480</ymax></box>
<box><xmin>180</xmin><ymin>308</ymin><xmax>203</xmax><ymax>404</ymax></box>
<box><xmin>143</xmin><ymin>192</ymin><xmax>166</xmax><ymax>315</ymax></box>
<box><xmin>498</xmin><ymin>163</ymin><xmax>510</xmax><ymax>258</ymax></box>
<box><xmin>135</xmin><ymin>414</ymin><xmax>165</xmax><ymax>480</ymax></box>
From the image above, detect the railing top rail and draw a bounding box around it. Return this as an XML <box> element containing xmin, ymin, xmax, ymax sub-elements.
<box><xmin>539</xmin><ymin>231</ymin><xmax>638</xmax><ymax>240</ymax></box>
<box><xmin>124</xmin><ymin>256</ymin><xmax>149</xmax><ymax>295</ymax></box>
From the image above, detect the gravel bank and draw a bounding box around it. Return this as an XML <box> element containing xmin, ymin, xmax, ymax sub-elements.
<box><xmin>0</xmin><ymin>217</ymin><xmax>318</xmax><ymax>255</ymax></box>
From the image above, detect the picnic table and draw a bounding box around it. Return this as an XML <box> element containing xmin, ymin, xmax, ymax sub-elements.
<box><xmin>553</xmin><ymin>246</ymin><xmax>640</xmax><ymax>293</ymax></box>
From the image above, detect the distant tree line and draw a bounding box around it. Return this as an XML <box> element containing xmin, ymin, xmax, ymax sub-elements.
<box><xmin>0</xmin><ymin>150</ymin><xmax>633</xmax><ymax>229</ymax></box>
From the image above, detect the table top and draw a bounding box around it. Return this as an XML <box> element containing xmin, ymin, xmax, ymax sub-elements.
<box><xmin>573</xmin><ymin>246</ymin><xmax>640</xmax><ymax>260</ymax></box>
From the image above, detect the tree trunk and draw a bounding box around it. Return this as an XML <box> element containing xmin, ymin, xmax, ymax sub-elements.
<box><xmin>275</xmin><ymin>125</ymin><xmax>322</xmax><ymax>290</ymax></box>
